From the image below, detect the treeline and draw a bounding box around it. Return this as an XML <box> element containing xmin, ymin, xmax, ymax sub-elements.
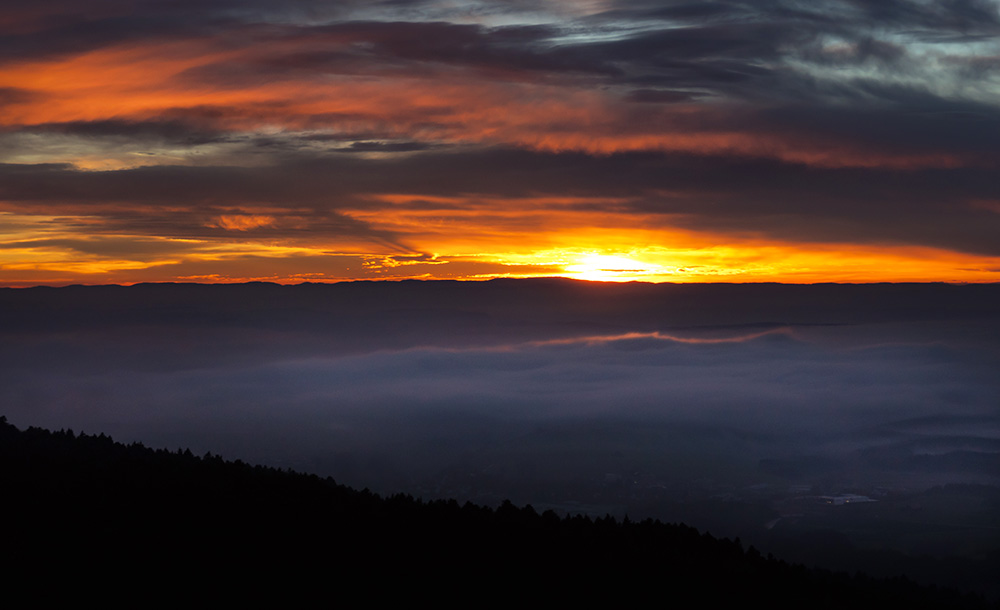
<box><xmin>1</xmin><ymin>416</ymin><xmax>994</xmax><ymax>607</ymax></box>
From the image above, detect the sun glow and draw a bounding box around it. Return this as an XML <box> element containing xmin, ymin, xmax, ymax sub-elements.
<box><xmin>563</xmin><ymin>254</ymin><xmax>662</xmax><ymax>282</ymax></box>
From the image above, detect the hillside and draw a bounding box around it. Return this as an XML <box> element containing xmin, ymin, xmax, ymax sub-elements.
<box><xmin>1</xmin><ymin>416</ymin><xmax>994</xmax><ymax>606</ymax></box>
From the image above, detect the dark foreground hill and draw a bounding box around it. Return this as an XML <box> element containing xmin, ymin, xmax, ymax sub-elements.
<box><xmin>1</xmin><ymin>416</ymin><xmax>994</xmax><ymax>607</ymax></box>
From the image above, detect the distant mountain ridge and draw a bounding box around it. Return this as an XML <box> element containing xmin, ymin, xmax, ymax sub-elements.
<box><xmin>5</xmin><ymin>279</ymin><xmax>1000</xmax><ymax>335</ymax></box>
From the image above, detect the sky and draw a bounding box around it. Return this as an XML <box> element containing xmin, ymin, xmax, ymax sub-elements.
<box><xmin>2</xmin><ymin>0</ymin><xmax>1000</xmax><ymax>285</ymax></box>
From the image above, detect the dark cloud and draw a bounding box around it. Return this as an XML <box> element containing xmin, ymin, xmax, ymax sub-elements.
<box><xmin>608</xmin><ymin>0</ymin><xmax>1000</xmax><ymax>34</ymax></box>
<box><xmin>3</xmin><ymin>0</ymin><xmax>995</xmax><ymax>90</ymax></box>
<box><xmin>580</xmin><ymin>0</ymin><xmax>1000</xmax><ymax>102</ymax></box>
<box><xmin>0</xmin><ymin>162</ymin><xmax>417</xmax><ymax>250</ymax></box>
<box><xmin>342</xmin><ymin>140</ymin><xmax>436</xmax><ymax>153</ymax></box>
<box><xmin>170</xmin><ymin>20</ymin><xmax>615</xmax><ymax>90</ymax></box>
<box><xmin>625</xmin><ymin>88</ymin><xmax>704</xmax><ymax>104</ymax></box>
<box><xmin>0</xmin><ymin>5</ymin><xmax>224</xmax><ymax>64</ymax></box>
<box><xmin>16</xmin><ymin>119</ymin><xmax>228</xmax><ymax>146</ymax></box>
<box><xmin>3</xmin><ymin>139</ymin><xmax>1000</xmax><ymax>255</ymax></box>
<box><xmin>0</xmin><ymin>0</ymin><xmax>961</xmax><ymax>111</ymax></box>
<box><xmin>0</xmin><ymin>236</ymin><xmax>202</xmax><ymax>257</ymax></box>
<box><xmin>0</xmin><ymin>87</ymin><xmax>36</xmax><ymax>107</ymax></box>
<box><xmin>844</xmin><ymin>0</ymin><xmax>1000</xmax><ymax>40</ymax></box>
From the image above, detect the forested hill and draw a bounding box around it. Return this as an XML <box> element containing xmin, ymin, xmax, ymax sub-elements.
<box><xmin>1</xmin><ymin>416</ymin><xmax>993</xmax><ymax>607</ymax></box>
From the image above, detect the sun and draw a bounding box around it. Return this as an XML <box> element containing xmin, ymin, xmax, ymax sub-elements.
<box><xmin>562</xmin><ymin>253</ymin><xmax>657</xmax><ymax>282</ymax></box>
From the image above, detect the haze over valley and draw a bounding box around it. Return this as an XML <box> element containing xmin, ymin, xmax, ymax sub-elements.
<box><xmin>4</xmin><ymin>280</ymin><xmax>998</xmax><ymax>594</ymax></box>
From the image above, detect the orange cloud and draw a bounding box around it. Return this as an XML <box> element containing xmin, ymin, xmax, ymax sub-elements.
<box><xmin>210</xmin><ymin>215</ymin><xmax>276</xmax><ymax>231</ymax></box>
<box><xmin>0</xmin><ymin>35</ymin><xmax>973</xmax><ymax>171</ymax></box>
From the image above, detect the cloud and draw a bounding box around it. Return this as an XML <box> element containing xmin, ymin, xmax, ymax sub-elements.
<box><xmin>3</xmin><ymin>140</ymin><xmax>1000</xmax><ymax>266</ymax></box>
<box><xmin>210</xmin><ymin>214</ymin><xmax>276</xmax><ymax>231</ymax></box>
<box><xmin>14</xmin><ymin>119</ymin><xmax>228</xmax><ymax>145</ymax></box>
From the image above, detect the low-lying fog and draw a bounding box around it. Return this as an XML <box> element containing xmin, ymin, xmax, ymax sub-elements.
<box><xmin>3</xmin><ymin>280</ymin><xmax>998</xmax><ymax>538</ymax></box>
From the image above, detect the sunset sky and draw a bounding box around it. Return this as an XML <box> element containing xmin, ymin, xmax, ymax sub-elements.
<box><xmin>3</xmin><ymin>0</ymin><xmax>1000</xmax><ymax>285</ymax></box>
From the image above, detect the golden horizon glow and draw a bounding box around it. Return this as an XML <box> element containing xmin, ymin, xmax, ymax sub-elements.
<box><xmin>563</xmin><ymin>254</ymin><xmax>658</xmax><ymax>282</ymax></box>
<box><xmin>2</xmin><ymin>208</ymin><xmax>998</xmax><ymax>286</ymax></box>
